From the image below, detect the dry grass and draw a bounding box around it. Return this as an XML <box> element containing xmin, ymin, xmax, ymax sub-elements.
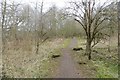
<box><xmin>71</xmin><ymin>37</ymin><xmax>118</xmax><ymax>78</ymax></box>
<box><xmin>71</xmin><ymin>50</ymin><xmax>97</xmax><ymax>78</ymax></box>
<box><xmin>2</xmin><ymin>38</ymin><xmax>64</xmax><ymax>78</ymax></box>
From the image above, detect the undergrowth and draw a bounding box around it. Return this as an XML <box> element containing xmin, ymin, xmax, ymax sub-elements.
<box><xmin>2</xmin><ymin>38</ymin><xmax>67</xmax><ymax>78</ymax></box>
<box><xmin>74</xmin><ymin>37</ymin><xmax>118</xmax><ymax>78</ymax></box>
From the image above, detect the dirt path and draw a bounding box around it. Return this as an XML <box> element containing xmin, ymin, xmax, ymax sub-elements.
<box><xmin>55</xmin><ymin>37</ymin><xmax>81</xmax><ymax>78</ymax></box>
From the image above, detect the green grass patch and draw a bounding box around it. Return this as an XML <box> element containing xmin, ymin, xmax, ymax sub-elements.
<box><xmin>72</xmin><ymin>37</ymin><xmax>118</xmax><ymax>78</ymax></box>
<box><xmin>32</xmin><ymin>38</ymin><xmax>71</xmax><ymax>78</ymax></box>
<box><xmin>92</xmin><ymin>60</ymin><xmax>118</xmax><ymax>78</ymax></box>
<box><xmin>62</xmin><ymin>38</ymin><xmax>71</xmax><ymax>48</ymax></box>
<box><xmin>77</xmin><ymin>37</ymin><xmax>86</xmax><ymax>49</ymax></box>
<box><xmin>91</xmin><ymin>46</ymin><xmax>118</xmax><ymax>78</ymax></box>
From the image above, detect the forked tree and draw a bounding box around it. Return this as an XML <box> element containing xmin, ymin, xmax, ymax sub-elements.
<box><xmin>67</xmin><ymin>0</ymin><xmax>112</xmax><ymax>60</ymax></box>
<box><xmin>35</xmin><ymin>1</ymin><xmax>49</xmax><ymax>54</ymax></box>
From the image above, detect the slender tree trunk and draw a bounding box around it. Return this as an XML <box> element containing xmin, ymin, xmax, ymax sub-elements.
<box><xmin>86</xmin><ymin>37</ymin><xmax>92</xmax><ymax>60</ymax></box>
<box><xmin>2</xmin><ymin>0</ymin><xmax>7</xmax><ymax>53</ymax></box>
<box><xmin>118</xmin><ymin>2</ymin><xmax>120</xmax><ymax>70</ymax></box>
<box><xmin>36</xmin><ymin>39</ymin><xmax>39</xmax><ymax>54</ymax></box>
<box><xmin>35</xmin><ymin>1</ymin><xmax>43</xmax><ymax>54</ymax></box>
<box><xmin>108</xmin><ymin>35</ymin><xmax>111</xmax><ymax>52</ymax></box>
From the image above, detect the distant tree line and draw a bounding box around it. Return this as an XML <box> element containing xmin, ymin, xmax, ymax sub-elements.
<box><xmin>1</xmin><ymin>0</ymin><xmax>118</xmax><ymax>58</ymax></box>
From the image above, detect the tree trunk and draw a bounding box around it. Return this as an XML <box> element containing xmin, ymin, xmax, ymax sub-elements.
<box><xmin>35</xmin><ymin>30</ymin><xmax>40</xmax><ymax>54</ymax></box>
<box><xmin>86</xmin><ymin>37</ymin><xmax>92</xmax><ymax>60</ymax></box>
<box><xmin>2</xmin><ymin>0</ymin><xmax>7</xmax><ymax>53</ymax></box>
<box><xmin>108</xmin><ymin>36</ymin><xmax>111</xmax><ymax>52</ymax></box>
<box><xmin>118</xmin><ymin>2</ymin><xmax>120</xmax><ymax>66</ymax></box>
<box><xmin>36</xmin><ymin>40</ymin><xmax>39</xmax><ymax>54</ymax></box>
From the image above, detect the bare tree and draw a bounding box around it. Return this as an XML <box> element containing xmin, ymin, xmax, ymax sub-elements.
<box><xmin>67</xmin><ymin>0</ymin><xmax>112</xmax><ymax>60</ymax></box>
<box><xmin>118</xmin><ymin>1</ymin><xmax>120</xmax><ymax>63</ymax></box>
<box><xmin>35</xmin><ymin>1</ymin><xmax>49</xmax><ymax>54</ymax></box>
<box><xmin>1</xmin><ymin>0</ymin><xmax>7</xmax><ymax>52</ymax></box>
<box><xmin>1</xmin><ymin>0</ymin><xmax>6</xmax><ymax>29</ymax></box>
<box><xmin>1</xmin><ymin>0</ymin><xmax>7</xmax><ymax>77</ymax></box>
<box><xmin>2</xmin><ymin>1</ymin><xmax>23</xmax><ymax>41</ymax></box>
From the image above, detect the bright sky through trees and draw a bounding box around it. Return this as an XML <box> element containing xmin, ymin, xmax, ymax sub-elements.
<box><xmin>6</xmin><ymin>0</ymin><xmax>110</xmax><ymax>8</ymax></box>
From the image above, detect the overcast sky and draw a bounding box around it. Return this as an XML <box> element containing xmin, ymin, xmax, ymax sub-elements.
<box><xmin>1</xmin><ymin>0</ymin><xmax>115</xmax><ymax>12</ymax></box>
<box><xmin>7</xmin><ymin>0</ymin><xmax>71</xmax><ymax>8</ymax></box>
<box><xmin>7</xmin><ymin>0</ymin><xmax>112</xmax><ymax>8</ymax></box>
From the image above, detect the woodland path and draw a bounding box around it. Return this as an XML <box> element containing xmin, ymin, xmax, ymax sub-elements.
<box><xmin>55</xmin><ymin>37</ymin><xmax>81</xmax><ymax>78</ymax></box>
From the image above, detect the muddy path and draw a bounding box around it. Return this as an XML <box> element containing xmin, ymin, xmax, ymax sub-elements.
<box><xmin>54</xmin><ymin>37</ymin><xmax>81</xmax><ymax>78</ymax></box>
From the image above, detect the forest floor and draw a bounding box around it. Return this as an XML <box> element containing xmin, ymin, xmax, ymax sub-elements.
<box><xmin>2</xmin><ymin>38</ymin><xmax>66</xmax><ymax>78</ymax></box>
<box><xmin>53</xmin><ymin>37</ymin><xmax>118</xmax><ymax>78</ymax></box>
<box><xmin>2</xmin><ymin>37</ymin><xmax>118</xmax><ymax>78</ymax></box>
<box><xmin>53</xmin><ymin>37</ymin><xmax>96</xmax><ymax>78</ymax></box>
